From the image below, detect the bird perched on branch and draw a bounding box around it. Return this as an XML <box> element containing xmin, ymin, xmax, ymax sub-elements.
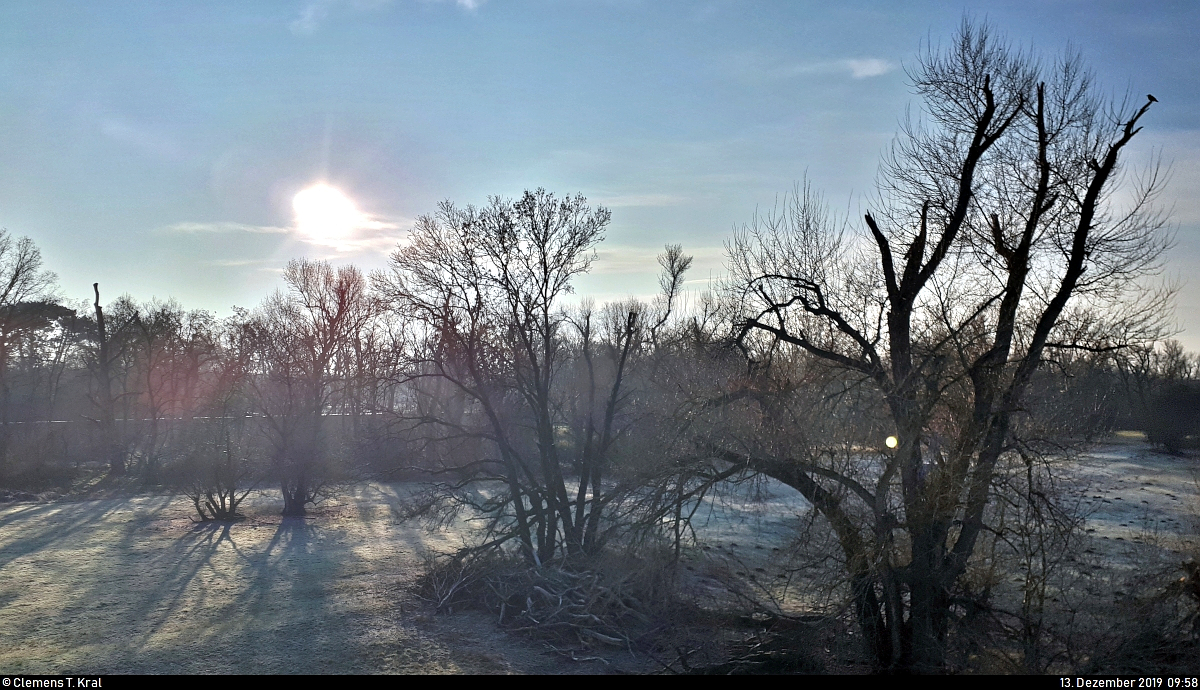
<box><xmin>1148</xmin><ymin>94</ymin><xmax>1158</xmax><ymax>103</ymax></box>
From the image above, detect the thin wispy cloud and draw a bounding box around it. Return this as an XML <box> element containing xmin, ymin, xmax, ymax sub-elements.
<box><xmin>289</xmin><ymin>1</ymin><xmax>331</xmax><ymax>35</ymax></box>
<box><xmin>290</xmin><ymin>0</ymin><xmax>397</xmax><ymax>36</ymax></box>
<box><xmin>101</xmin><ymin>119</ymin><xmax>185</xmax><ymax>160</ymax></box>
<box><xmin>592</xmin><ymin>245</ymin><xmax>725</xmax><ymax>276</ymax></box>
<box><xmin>202</xmin><ymin>258</ymin><xmax>280</xmax><ymax>268</ymax></box>
<box><xmin>724</xmin><ymin>52</ymin><xmax>897</xmax><ymax>82</ymax></box>
<box><xmin>300</xmin><ymin>214</ymin><xmax>408</xmax><ymax>253</ymax></box>
<box><xmin>841</xmin><ymin>58</ymin><xmax>895</xmax><ymax>79</ymax></box>
<box><xmin>291</xmin><ymin>0</ymin><xmax>479</xmax><ymax>34</ymax></box>
<box><xmin>170</xmin><ymin>213</ymin><xmax>407</xmax><ymax>263</ymax></box>
<box><xmin>425</xmin><ymin>0</ymin><xmax>487</xmax><ymax>10</ymax></box>
<box><xmin>163</xmin><ymin>221</ymin><xmax>290</xmax><ymax>235</ymax></box>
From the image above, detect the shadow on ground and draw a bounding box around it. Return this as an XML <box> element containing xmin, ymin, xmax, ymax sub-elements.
<box><xmin>0</xmin><ymin>486</ymin><xmax>600</xmax><ymax>674</ymax></box>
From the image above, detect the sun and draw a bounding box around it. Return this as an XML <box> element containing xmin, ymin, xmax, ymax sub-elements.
<box><xmin>293</xmin><ymin>184</ymin><xmax>364</xmax><ymax>241</ymax></box>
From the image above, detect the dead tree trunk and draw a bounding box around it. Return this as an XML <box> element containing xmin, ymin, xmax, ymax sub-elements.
<box><xmin>94</xmin><ymin>283</ymin><xmax>123</xmax><ymax>476</ymax></box>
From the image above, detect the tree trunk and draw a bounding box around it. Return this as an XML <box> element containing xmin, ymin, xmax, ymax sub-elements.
<box><xmin>94</xmin><ymin>284</ymin><xmax>124</xmax><ymax>476</ymax></box>
<box><xmin>281</xmin><ymin>479</ymin><xmax>307</xmax><ymax>516</ymax></box>
<box><xmin>851</xmin><ymin>572</ymin><xmax>894</xmax><ymax>670</ymax></box>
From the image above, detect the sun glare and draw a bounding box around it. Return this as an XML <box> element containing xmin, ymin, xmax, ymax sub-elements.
<box><xmin>293</xmin><ymin>184</ymin><xmax>364</xmax><ymax>241</ymax></box>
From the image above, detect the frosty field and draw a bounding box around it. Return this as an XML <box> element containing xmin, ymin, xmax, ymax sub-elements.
<box><xmin>0</xmin><ymin>440</ymin><xmax>1195</xmax><ymax>674</ymax></box>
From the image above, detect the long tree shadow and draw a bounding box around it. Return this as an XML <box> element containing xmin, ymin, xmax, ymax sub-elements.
<box><xmin>119</xmin><ymin>519</ymin><xmax>249</xmax><ymax>648</ymax></box>
<box><xmin>237</xmin><ymin>517</ymin><xmax>329</xmax><ymax>612</ymax></box>
<box><xmin>0</xmin><ymin>494</ymin><xmax>182</xmax><ymax>670</ymax></box>
<box><xmin>365</xmin><ymin>481</ymin><xmax>485</xmax><ymax>555</ymax></box>
<box><xmin>214</xmin><ymin>516</ymin><xmax>365</xmax><ymax>671</ymax></box>
<box><xmin>3</xmin><ymin>506</ymin><xmax>345</xmax><ymax>672</ymax></box>
<box><xmin>0</xmin><ymin>490</ymin><xmax>461</xmax><ymax>673</ymax></box>
<box><xmin>0</xmin><ymin>495</ymin><xmax>174</xmax><ymax>571</ymax></box>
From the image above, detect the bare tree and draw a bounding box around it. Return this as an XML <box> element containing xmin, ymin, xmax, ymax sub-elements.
<box><xmin>248</xmin><ymin>259</ymin><xmax>378</xmax><ymax>516</ymax></box>
<box><xmin>382</xmin><ymin>189</ymin><xmax>610</xmax><ymax>563</ymax></box>
<box><xmin>563</xmin><ymin>297</ymin><xmax>645</xmax><ymax>553</ymax></box>
<box><xmin>725</xmin><ymin>20</ymin><xmax>1170</xmax><ymax>671</ymax></box>
<box><xmin>86</xmin><ymin>284</ymin><xmax>135</xmax><ymax>476</ymax></box>
<box><xmin>174</xmin><ymin>313</ymin><xmax>259</xmax><ymax>521</ymax></box>
<box><xmin>0</xmin><ymin>230</ymin><xmax>65</xmax><ymax>480</ymax></box>
<box><xmin>0</xmin><ymin>232</ymin><xmax>59</xmax><ymax>375</ymax></box>
<box><xmin>121</xmin><ymin>300</ymin><xmax>220</xmax><ymax>481</ymax></box>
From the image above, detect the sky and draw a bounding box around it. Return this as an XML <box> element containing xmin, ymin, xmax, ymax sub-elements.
<box><xmin>1</xmin><ymin>1</ymin><xmax>1198</xmax><ymax>347</ymax></box>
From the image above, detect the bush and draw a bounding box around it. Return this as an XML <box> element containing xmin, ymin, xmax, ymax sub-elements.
<box><xmin>167</xmin><ymin>420</ymin><xmax>259</xmax><ymax>521</ymax></box>
<box><xmin>1079</xmin><ymin>560</ymin><xmax>1200</xmax><ymax>674</ymax></box>
<box><xmin>1146</xmin><ymin>385</ymin><xmax>1200</xmax><ymax>452</ymax></box>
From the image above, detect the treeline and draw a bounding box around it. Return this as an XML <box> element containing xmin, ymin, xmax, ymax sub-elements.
<box><xmin>0</xmin><ymin>192</ymin><xmax>1193</xmax><ymax>520</ymax></box>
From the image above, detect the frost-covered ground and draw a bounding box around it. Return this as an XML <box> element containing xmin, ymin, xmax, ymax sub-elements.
<box><xmin>679</xmin><ymin>439</ymin><xmax>1200</xmax><ymax>618</ymax></box>
<box><xmin>0</xmin><ymin>485</ymin><xmax>626</xmax><ymax>674</ymax></box>
<box><xmin>1072</xmin><ymin>441</ymin><xmax>1199</xmax><ymax>559</ymax></box>
<box><xmin>0</xmin><ymin>440</ymin><xmax>1195</xmax><ymax>674</ymax></box>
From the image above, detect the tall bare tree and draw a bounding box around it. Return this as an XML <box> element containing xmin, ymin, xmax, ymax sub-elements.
<box><xmin>383</xmin><ymin>189</ymin><xmax>610</xmax><ymax>563</ymax></box>
<box><xmin>88</xmin><ymin>284</ymin><xmax>132</xmax><ymax>476</ymax></box>
<box><xmin>249</xmin><ymin>259</ymin><xmax>378</xmax><ymax>516</ymax></box>
<box><xmin>726</xmin><ymin>21</ymin><xmax>1170</xmax><ymax>671</ymax></box>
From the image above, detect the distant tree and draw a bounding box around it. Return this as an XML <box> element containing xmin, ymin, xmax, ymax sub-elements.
<box><xmin>1112</xmin><ymin>339</ymin><xmax>1200</xmax><ymax>432</ymax></box>
<box><xmin>248</xmin><ymin>259</ymin><xmax>378</xmax><ymax>516</ymax></box>
<box><xmin>0</xmin><ymin>230</ymin><xmax>64</xmax><ymax>481</ymax></box>
<box><xmin>726</xmin><ymin>21</ymin><xmax>1170</xmax><ymax>671</ymax></box>
<box><xmin>174</xmin><ymin>314</ymin><xmax>258</xmax><ymax>521</ymax></box>
<box><xmin>1145</xmin><ymin>384</ymin><xmax>1200</xmax><ymax>452</ymax></box>
<box><xmin>84</xmin><ymin>285</ymin><xmax>140</xmax><ymax>476</ymax></box>
<box><xmin>0</xmin><ymin>232</ymin><xmax>60</xmax><ymax>378</ymax></box>
<box><xmin>127</xmin><ymin>300</ymin><xmax>217</xmax><ymax>481</ymax></box>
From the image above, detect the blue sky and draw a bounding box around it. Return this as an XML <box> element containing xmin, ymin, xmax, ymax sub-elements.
<box><xmin>2</xmin><ymin>1</ymin><xmax>1198</xmax><ymax>346</ymax></box>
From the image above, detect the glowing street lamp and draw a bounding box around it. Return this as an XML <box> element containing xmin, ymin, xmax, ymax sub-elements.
<box><xmin>885</xmin><ymin>435</ymin><xmax>899</xmax><ymax>449</ymax></box>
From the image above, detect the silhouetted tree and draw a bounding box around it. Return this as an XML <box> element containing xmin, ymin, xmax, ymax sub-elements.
<box><xmin>0</xmin><ymin>230</ymin><xmax>64</xmax><ymax>483</ymax></box>
<box><xmin>87</xmin><ymin>284</ymin><xmax>134</xmax><ymax>476</ymax></box>
<box><xmin>726</xmin><ymin>21</ymin><xmax>1170</xmax><ymax>671</ymax></box>
<box><xmin>249</xmin><ymin>259</ymin><xmax>378</xmax><ymax>516</ymax></box>
<box><xmin>383</xmin><ymin>189</ymin><xmax>611</xmax><ymax>563</ymax></box>
<box><xmin>174</xmin><ymin>313</ymin><xmax>258</xmax><ymax>521</ymax></box>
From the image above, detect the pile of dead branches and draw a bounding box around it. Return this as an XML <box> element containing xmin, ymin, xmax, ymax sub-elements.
<box><xmin>415</xmin><ymin>548</ymin><xmax>672</xmax><ymax>652</ymax></box>
<box><xmin>484</xmin><ymin>563</ymin><xmax>654</xmax><ymax>649</ymax></box>
<box><xmin>676</xmin><ymin>628</ymin><xmax>827</xmax><ymax>675</ymax></box>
